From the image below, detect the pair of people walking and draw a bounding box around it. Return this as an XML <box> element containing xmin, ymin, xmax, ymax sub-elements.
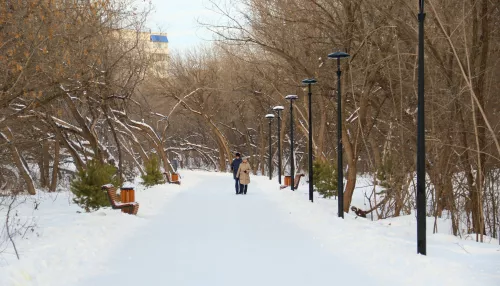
<box><xmin>230</xmin><ymin>153</ymin><xmax>251</xmax><ymax>195</ymax></box>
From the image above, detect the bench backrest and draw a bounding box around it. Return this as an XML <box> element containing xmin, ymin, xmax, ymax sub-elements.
<box><xmin>293</xmin><ymin>174</ymin><xmax>304</xmax><ymax>188</ymax></box>
<box><xmin>102</xmin><ymin>185</ymin><xmax>118</xmax><ymax>207</ymax></box>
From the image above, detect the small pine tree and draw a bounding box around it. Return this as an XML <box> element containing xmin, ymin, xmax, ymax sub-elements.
<box><xmin>313</xmin><ymin>160</ymin><xmax>338</xmax><ymax>198</ymax></box>
<box><xmin>141</xmin><ymin>155</ymin><xmax>164</xmax><ymax>187</ymax></box>
<box><xmin>71</xmin><ymin>160</ymin><xmax>120</xmax><ymax>212</ymax></box>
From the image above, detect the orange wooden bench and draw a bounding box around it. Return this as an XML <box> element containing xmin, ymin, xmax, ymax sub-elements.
<box><xmin>163</xmin><ymin>172</ymin><xmax>181</xmax><ymax>185</ymax></box>
<box><xmin>280</xmin><ymin>174</ymin><xmax>304</xmax><ymax>189</ymax></box>
<box><xmin>102</xmin><ymin>184</ymin><xmax>139</xmax><ymax>215</ymax></box>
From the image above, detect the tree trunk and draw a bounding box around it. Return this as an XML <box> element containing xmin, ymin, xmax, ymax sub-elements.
<box><xmin>343</xmin><ymin>161</ymin><xmax>357</xmax><ymax>213</ymax></box>
<box><xmin>2</xmin><ymin>128</ymin><xmax>36</xmax><ymax>195</ymax></box>
<box><xmin>197</xmin><ymin>119</ymin><xmax>229</xmax><ymax>171</ymax></box>
<box><xmin>50</xmin><ymin>137</ymin><xmax>60</xmax><ymax>192</ymax></box>
<box><xmin>343</xmin><ymin>122</ymin><xmax>357</xmax><ymax>212</ymax></box>
<box><xmin>63</xmin><ymin>94</ymin><xmax>103</xmax><ymax>163</ymax></box>
<box><xmin>316</xmin><ymin>98</ymin><xmax>328</xmax><ymax>162</ymax></box>
<box><xmin>40</xmin><ymin>141</ymin><xmax>50</xmax><ymax>188</ymax></box>
<box><xmin>258</xmin><ymin>123</ymin><xmax>265</xmax><ymax>175</ymax></box>
<box><xmin>104</xmin><ymin>108</ymin><xmax>123</xmax><ymax>183</ymax></box>
<box><xmin>209</xmin><ymin>121</ymin><xmax>231</xmax><ymax>172</ymax></box>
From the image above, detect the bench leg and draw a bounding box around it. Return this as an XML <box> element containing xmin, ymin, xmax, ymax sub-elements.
<box><xmin>123</xmin><ymin>204</ymin><xmax>139</xmax><ymax>215</ymax></box>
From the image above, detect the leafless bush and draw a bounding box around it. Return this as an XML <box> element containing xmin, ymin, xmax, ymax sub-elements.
<box><xmin>0</xmin><ymin>194</ymin><xmax>37</xmax><ymax>260</ymax></box>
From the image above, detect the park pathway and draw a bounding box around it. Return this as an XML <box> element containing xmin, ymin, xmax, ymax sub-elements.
<box><xmin>77</xmin><ymin>171</ymin><xmax>371</xmax><ymax>286</ymax></box>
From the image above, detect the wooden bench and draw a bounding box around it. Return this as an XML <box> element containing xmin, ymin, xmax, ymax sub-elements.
<box><xmin>163</xmin><ymin>172</ymin><xmax>181</xmax><ymax>185</ymax></box>
<box><xmin>351</xmin><ymin>206</ymin><xmax>368</xmax><ymax>218</ymax></box>
<box><xmin>102</xmin><ymin>184</ymin><xmax>139</xmax><ymax>215</ymax></box>
<box><xmin>280</xmin><ymin>174</ymin><xmax>304</xmax><ymax>189</ymax></box>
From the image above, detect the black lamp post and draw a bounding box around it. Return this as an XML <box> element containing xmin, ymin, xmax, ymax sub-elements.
<box><xmin>265</xmin><ymin>113</ymin><xmax>275</xmax><ymax>180</ymax></box>
<box><xmin>273</xmin><ymin>106</ymin><xmax>284</xmax><ymax>184</ymax></box>
<box><xmin>328</xmin><ymin>51</ymin><xmax>350</xmax><ymax>218</ymax></box>
<box><xmin>302</xmin><ymin>78</ymin><xmax>317</xmax><ymax>202</ymax></box>
<box><xmin>417</xmin><ymin>0</ymin><xmax>426</xmax><ymax>256</ymax></box>
<box><xmin>285</xmin><ymin>94</ymin><xmax>298</xmax><ymax>191</ymax></box>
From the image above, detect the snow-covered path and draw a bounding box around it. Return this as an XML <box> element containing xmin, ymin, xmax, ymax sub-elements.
<box><xmin>2</xmin><ymin>170</ymin><xmax>498</xmax><ymax>285</ymax></box>
<box><xmin>78</xmin><ymin>171</ymin><xmax>372</xmax><ymax>285</ymax></box>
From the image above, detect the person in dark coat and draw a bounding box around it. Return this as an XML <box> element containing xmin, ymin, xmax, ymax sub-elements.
<box><xmin>236</xmin><ymin>157</ymin><xmax>251</xmax><ymax>195</ymax></box>
<box><xmin>172</xmin><ymin>158</ymin><xmax>179</xmax><ymax>172</ymax></box>
<box><xmin>230</xmin><ymin>152</ymin><xmax>242</xmax><ymax>194</ymax></box>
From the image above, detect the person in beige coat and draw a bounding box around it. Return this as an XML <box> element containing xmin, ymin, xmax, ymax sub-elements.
<box><xmin>236</xmin><ymin>157</ymin><xmax>251</xmax><ymax>195</ymax></box>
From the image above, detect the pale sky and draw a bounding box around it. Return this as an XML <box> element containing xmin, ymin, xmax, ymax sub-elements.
<box><xmin>147</xmin><ymin>0</ymin><xmax>220</xmax><ymax>53</ymax></box>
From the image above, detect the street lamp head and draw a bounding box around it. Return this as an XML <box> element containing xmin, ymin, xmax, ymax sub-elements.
<box><xmin>273</xmin><ymin>105</ymin><xmax>285</xmax><ymax>111</ymax></box>
<box><xmin>265</xmin><ymin>114</ymin><xmax>275</xmax><ymax>119</ymax></box>
<box><xmin>285</xmin><ymin>94</ymin><xmax>298</xmax><ymax>100</ymax></box>
<box><xmin>327</xmin><ymin>51</ymin><xmax>350</xmax><ymax>59</ymax></box>
<box><xmin>302</xmin><ymin>78</ymin><xmax>317</xmax><ymax>85</ymax></box>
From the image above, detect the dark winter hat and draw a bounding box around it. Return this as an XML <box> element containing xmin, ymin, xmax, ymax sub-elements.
<box><xmin>235</xmin><ymin>152</ymin><xmax>241</xmax><ymax>157</ymax></box>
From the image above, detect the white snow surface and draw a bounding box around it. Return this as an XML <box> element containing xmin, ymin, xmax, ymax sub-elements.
<box><xmin>0</xmin><ymin>171</ymin><xmax>498</xmax><ymax>286</ymax></box>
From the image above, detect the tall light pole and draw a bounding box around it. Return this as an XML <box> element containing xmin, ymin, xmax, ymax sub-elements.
<box><xmin>328</xmin><ymin>51</ymin><xmax>350</xmax><ymax>218</ymax></box>
<box><xmin>273</xmin><ymin>106</ymin><xmax>284</xmax><ymax>184</ymax></box>
<box><xmin>285</xmin><ymin>94</ymin><xmax>298</xmax><ymax>191</ymax></box>
<box><xmin>302</xmin><ymin>78</ymin><xmax>317</xmax><ymax>202</ymax></box>
<box><xmin>417</xmin><ymin>0</ymin><xmax>427</xmax><ymax>256</ymax></box>
<box><xmin>265</xmin><ymin>113</ymin><xmax>275</xmax><ymax>180</ymax></box>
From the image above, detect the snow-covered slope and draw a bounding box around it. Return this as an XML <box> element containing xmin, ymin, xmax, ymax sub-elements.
<box><xmin>0</xmin><ymin>181</ymin><xmax>183</xmax><ymax>285</ymax></box>
<box><xmin>0</xmin><ymin>171</ymin><xmax>498</xmax><ymax>285</ymax></box>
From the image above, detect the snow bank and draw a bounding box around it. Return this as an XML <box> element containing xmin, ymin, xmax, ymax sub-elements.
<box><xmin>254</xmin><ymin>177</ymin><xmax>500</xmax><ymax>285</ymax></box>
<box><xmin>0</xmin><ymin>182</ymin><xmax>182</xmax><ymax>286</ymax></box>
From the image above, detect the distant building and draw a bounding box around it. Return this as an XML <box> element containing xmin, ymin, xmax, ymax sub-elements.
<box><xmin>144</xmin><ymin>32</ymin><xmax>169</xmax><ymax>77</ymax></box>
<box><xmin>118</xmin><ymin>30</ymin><xmax>169</xmax><ymax>78</ymax></box>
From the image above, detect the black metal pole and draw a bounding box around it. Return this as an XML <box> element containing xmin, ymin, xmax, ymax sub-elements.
<box><xmin>277</xmin><ymin>110</ymin><xmax>282</xmax><ymax>184</ymax></box>
<box><xmin>268</xmin><ymin>118</ymin><xmax>272</xmax><ymax>180</ymax></box>
<box><xmin>337</xmin><ymin>58</ymin><xmax>344</xmax><ymax>218</ymax></box>
<box><xmin>417</xmin><ymin>0</ymin><xmax>427</xmax><ymax>256</ymax></box>
<box><xmin>290</xmin><ymin>100</ymin><xmax>295</xmax><ymax>191</ymax></box>
<box><xmin>308</xmin><ymin>84</ymin><xmax>314</xmax><ymax>202</ymax></box>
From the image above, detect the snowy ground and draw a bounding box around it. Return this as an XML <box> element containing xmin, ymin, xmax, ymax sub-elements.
<box><xmin>0</xmin><ymin>170</ymin><xmax>499</xmax><ymax>285</ymax></box>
